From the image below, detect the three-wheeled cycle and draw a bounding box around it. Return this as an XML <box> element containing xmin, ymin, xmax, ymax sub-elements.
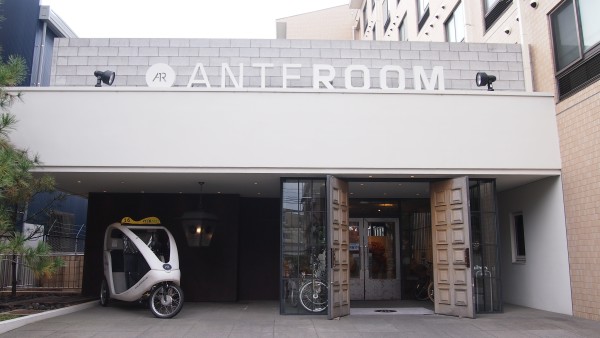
<box><xmin>100</xmin><ymin>217</ymin><xmax>184</xmax><ymax>318</ymax></box>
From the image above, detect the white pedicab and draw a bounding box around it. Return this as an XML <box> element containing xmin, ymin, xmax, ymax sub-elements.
<box><xmin>100</xmin><ymin>217</ymin><xmax>184</xmax><ymax>318</ymax></box>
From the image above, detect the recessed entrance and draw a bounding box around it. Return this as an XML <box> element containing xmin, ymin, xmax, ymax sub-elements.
<box><xmin>349</xmin><ymin>218</ymin><xmax>401</xmax><ymax>300</ymax></box>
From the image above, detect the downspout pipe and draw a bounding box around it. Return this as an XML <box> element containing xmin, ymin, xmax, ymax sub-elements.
<box><xmin>35</xmin><ymin>21</ymin><xmax>48</xmax><ymax>87</ymax></box>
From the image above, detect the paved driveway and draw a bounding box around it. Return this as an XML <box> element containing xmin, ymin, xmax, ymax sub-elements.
<box><xmin>2</xmin><ymin>301</ymin><xmax>600</xmax><ymax>337</ymax></box>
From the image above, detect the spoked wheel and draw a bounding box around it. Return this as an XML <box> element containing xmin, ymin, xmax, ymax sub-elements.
<box><xmin>149</xmin><ymin>283</ymin><xmax>184</xmax><ymax>318</ymax></box>
<box><xmin>299</xmin><ymin>280</ymin><xmax>328</xmax><ymax>313</ymax></box>
<box><xmin>427</xmin><ymin>281</ymin><xmax>435</xmax><ymax>302</ymax></box>
<box><xmin>100</xmin><ymin>278</ymin><xmax>110</xmax><ymax>306</ymax></box>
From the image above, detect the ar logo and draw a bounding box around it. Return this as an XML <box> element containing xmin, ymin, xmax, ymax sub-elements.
<box><xmin>146</xmin><ymin>63</ymin><xmax>176</xmax><ymax>87</ymax></box>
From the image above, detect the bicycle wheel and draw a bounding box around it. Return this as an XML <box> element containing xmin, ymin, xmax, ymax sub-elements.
<box><xmin>427</xmin><ymin>281</ymin><xmax>435</xmax><ymax>302</ymax></box>
<box><xmin>414</xmin><ymin>282</ymin><xmax>429</xmax><ymax>301</ymax></box>
<box><xmin>149</xmin><ymin>283</ymin><xmax>184</xmax><ymax>318</ymax></box>
<box><xmin>100</xmin><ymin>278</ymin><xmax>110</xmax><ymax>306</ymax></box>
<box><xmin>299</xmin><ymin>280</ymin><xmax>328</xmax><ymax>312</ymax></box>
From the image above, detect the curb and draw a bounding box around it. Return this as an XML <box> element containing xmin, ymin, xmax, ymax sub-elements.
<box><xmin>0</xmin><ymin>300</ymin><xmax>97</xmax><ymax>335</ymax></box>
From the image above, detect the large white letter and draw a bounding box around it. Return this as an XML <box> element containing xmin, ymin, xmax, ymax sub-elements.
<box><xmin>344</xmin><ymin>65</ymin><xmax>370</xmax><ymax>90</ymax></box>
<box><xmin>379</xmin><ymin>65</ymin><xmax>406</xmax><ymax>90</ymax></box>
<box><xmin>282</xmin><ymin>64</ymin><xmax>302</xmax><ymax>89</ymax></box>
<box><xmin>252</xmin><ymin>63</ymin><xmax>274</xmax><ymax>88</ymax></box>
<box><xmin>221</xmin><ymin>63</ymin><xmax>244</xmax><ymax>88</ymax></box>
<box><xmin>187</xmin><ymin>63</ymin><xmax>211</xmax><ymax>88</ymax></box>
<box><xmin>313</xmin><ymin>64</ymin><xmax>335</xmax><ymax>89</ymax></box>
<box><xmin>413</xmin><ymin>66</ymin><xmax>445</xmax><ymax>90</ymax></box>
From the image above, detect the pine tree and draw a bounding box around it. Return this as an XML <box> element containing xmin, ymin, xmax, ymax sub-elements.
<box><xmin>0</xmin><ymin>1</ymin><xmax>62</xmax><ymax>297</ymax></box>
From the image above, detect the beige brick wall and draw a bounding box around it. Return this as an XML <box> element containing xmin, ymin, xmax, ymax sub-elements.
<box><xmin>276</xmin><ymin>5</ymin><xmax>356</xmax><ymax>40</ymax></box>
<box><xmin>521</xmin><ymin>0</ymin><xmax>600</xmax><ymax>321</ymax></box>
<box><xmin>556</xmin><ymin>81</ymin><xmax>600</xmax><ymax>321</ymax></box>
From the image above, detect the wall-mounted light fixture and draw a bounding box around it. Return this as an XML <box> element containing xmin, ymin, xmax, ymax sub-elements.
<box><xmin>476</xmin><ymin>72</ymin><xmax>496</xmax><ymax>91</ymax></box>
<box><xmin>94</xmin><ymin>70</ymin><xmax>115</xmax><ymax>87</ymax></box>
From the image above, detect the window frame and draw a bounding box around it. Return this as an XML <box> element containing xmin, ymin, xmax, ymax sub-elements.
<box><xmin>417</xmin><ymin>0</ymin><xmax>430</xmax><ymax>32</ymax></box>
<box><xmin>483</xmin><ymin>0</ymin><xmax>513</xmax><ymax>32</ymax></box>
<box><xmin>550</xmin><ymin>0</ymin><xmax>600</xmax><ymax>100</ymax></box>
<box><xmin>510</xmin><ymin>212</ymin><xmax>526</xmax><ymax>264</ymax></box>
<box><xmin>550</xmin><ymin>0</ymin><xmax>600</xmax><ymax>75</ymax></box>
<box><xmin>445</xmin><ymin>1</ymin><xmax>465</xmax><ymax>43</ymax></box>
<box><xmin>398</xmin><ymin>15</ymin><xmax>407</xmax><ymax>41</ymax></box>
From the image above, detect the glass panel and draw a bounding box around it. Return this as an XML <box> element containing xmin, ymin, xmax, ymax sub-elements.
<box><xmin>483</xmin><ymin>0</ymin><xmax>499</xmax><ymax>13</ymax></box>
<box><xmin>281</xmin><ymin>178</ymin><xmax>327</xmax><ymax>315</ymax></box>
<box><xmin>418</xmin><ymin>0</ymin><xmax>430</xmax><ymax>19</ymax></box>
<box><xmin>470</xmin><ymin>179</ymin><xmax>502</xmax><ymax>313</ymax></box>
<box><xmin>551</xmin><ymin>1</ymin><xmax>581</xmax><ymax>71</ymax></box>
<box><xmin>349</xmin><ymin>221</ymin><xmax>361</xmax><ymax>278</ymax></box>
<box><xmin>579</xmin><ymin>0</ymin><xmax>600</xmax><ymax>51</ymax></box>
<box><xmin>398</xmin><ymin>21</ymin><xmax>406</xmax><ymax>41</ymax></box>
<box><xmin>447</xmin><ymin>3</ymin><xmax>466</xmax><ymax>42</ymax></box>
<box><xmin>367</xmin><ymin>221</ymin><xmax>396</xmax><ymax>279</ymax></box>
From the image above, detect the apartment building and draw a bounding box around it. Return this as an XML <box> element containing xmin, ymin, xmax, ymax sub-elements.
<box><xmin>288</xmin><ymin>0</ymin><xmax>597</xmax><ymax>321</ymax></box>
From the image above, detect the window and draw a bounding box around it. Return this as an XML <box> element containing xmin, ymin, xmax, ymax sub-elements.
<box><xmin>363</xmin><ymin>4</ymin><xmax>368</xmax><ymax>34</ymax></box>
<box><xmin>446</xmin><ymin>2</ymin><xmax>465</xmax><ymax>42</ymax></box>
<box><xmin>551</xmin><ymin>0</ymin><xmax>600</xmax><ymax>99</ymax></box>
<box><xmin>417</xmin><ymin>0</ymin><xmax>430</xmax><ymax>31</ymax></box>
<box><xmin>483</xmin><ymin>0</ymin><xmax>512</xmax><ymax>31</ymax></box>
<box><xmin>398</xmin><ymin>19</ymin><xmax>407</xmax><ymax>41</ymax></box>
<box><xmin>417</xmin><ymin>0</ymin><xmax>429</xmax><ymax>18</ymax></box>
<box><xmin>483</xmin><ymin>0</ymin><xmax>500</xmax><ymax>13</ymax></box>
<box><xmin>510</xmin><ymin>212</ymin><xmax>526</xmax><ymax>263</ymax></box>
<box><xmin>383</xmin><ymin>0</ymin><xmax>391</xmax><ymax>31</ymax></box>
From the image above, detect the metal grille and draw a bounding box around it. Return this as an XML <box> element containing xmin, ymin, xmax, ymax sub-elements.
<box><xmin>558</xmin><ymin>51</ymin><xmax>600</xmax><ymax>100</ymax></box>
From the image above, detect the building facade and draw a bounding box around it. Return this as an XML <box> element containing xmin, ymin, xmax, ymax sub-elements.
<box><xmin>0</xmin><ymin>0</ymin><xmax>76</xmax><ymax>86</ymax></box>
<box><xmin>6</xmin><ymin>29</ymin><xmax>575</xmax><ymax>319</ymax></box>
<box><xmin>281</xmin><ymin>0</ymin><xmax>600</xmax><ymax>322</ymax></box>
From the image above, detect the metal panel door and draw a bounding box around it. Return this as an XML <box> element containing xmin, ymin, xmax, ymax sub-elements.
<box><xmin>430</xmin><ymin>177</ymin><xmax>475</xmax><ymax>318</ymax></box>
<box><xmin>327</xmin><ymin>175</ymin><xmax>350</xmax><ymax>319</ymax></box>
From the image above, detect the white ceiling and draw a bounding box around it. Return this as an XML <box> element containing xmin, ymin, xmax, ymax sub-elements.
<box><xmin>44</xmin><ymin>171</ymin><xmax>553</xmax><ymax>199</ymax></box>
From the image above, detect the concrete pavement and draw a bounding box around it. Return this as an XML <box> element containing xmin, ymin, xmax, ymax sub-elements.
<box><xmin>2</xmin><ymin>301</ymin><xmax>600</xmax><ymax>337</ymax></box>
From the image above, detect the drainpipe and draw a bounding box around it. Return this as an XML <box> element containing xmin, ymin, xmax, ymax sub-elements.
<box><xmin>515</xmin><ymin>0</ymin><xmax>534</xmax><ymax>92</ymax></box>
<box><xmin>35</xmin><ymin>21</ymin><xmax>48</xmax><ymax>87</ymax></box>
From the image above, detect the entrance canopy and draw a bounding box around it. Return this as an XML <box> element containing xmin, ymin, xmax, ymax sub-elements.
<box><xmin>8</xmin><ymin>88</ymin><xmax>560</xmax><ymax>196</ymax></box>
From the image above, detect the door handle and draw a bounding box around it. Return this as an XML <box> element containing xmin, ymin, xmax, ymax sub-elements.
<box><xmin>465</xmin><ymin>248</ymin><xmax>470</xmax><ymax>268</ymax></box>
<box><xmin>331</xmin><ymin>248</ymin><xmax>336</xmax><ymax>267</ymax></box>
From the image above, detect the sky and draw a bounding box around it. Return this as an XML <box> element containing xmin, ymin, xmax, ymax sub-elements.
<box><xmin>40</xmin><ymin>0</ymin><xmax>350</xmax><ymax>39</ymax></box>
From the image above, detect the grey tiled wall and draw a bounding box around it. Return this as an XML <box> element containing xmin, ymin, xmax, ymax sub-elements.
<box><xmin>51</xmin><ymin>38</ymin><xmax>525</xmax><ymax>91</ymax></box>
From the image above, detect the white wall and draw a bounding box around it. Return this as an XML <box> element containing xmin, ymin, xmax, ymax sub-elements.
<box><xmin>8</xmin><ymin>88</ymin><xmax>560</xmax><ymax>174</ymax></box>
<box><xmin>497</xmin><ymin>176</ymin><xmax>573</xmax><ymax>314</ymax></box>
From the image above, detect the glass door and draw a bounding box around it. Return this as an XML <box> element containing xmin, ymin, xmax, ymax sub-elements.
<box><xmin>349</xmin><ymin>218</ymin><xmax>401</xmax><ymax>300</ymax></box>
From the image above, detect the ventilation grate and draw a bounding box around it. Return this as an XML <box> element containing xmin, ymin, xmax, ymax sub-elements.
<box><xmin>558</xmin><ymin>51</ymin><xmax>600</xmax><ymax>100</ymax></box>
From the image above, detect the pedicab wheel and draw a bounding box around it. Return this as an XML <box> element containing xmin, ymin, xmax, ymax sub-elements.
<box><xmin>149</xmin><ymin>283</ymin><xmax>184</xmax><ymax>318</ymax></box>
<box><xmin>100</xmin><ymin>278</ymin><xmax>110</xmax><ymax>306</ymax></box>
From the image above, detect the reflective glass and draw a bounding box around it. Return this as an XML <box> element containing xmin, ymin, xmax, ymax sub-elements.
<box><xmin>551</xmin><ymin>1</ymin><xmax>580</xmax><ymax>70</ymax></box>
<box><xmin>280</xmin><ymin>178</ymin><xmax>327</xmax><ymax>315</ymax></box>
<box><xmin>367</xmin><ymin>221</ymin><xmax>396</xmax><ymax>279</ymax></box>
<box><xmin>579</xmin><ymin>0</ymin><xmax>600</xmax><ymax>51</ymax></box>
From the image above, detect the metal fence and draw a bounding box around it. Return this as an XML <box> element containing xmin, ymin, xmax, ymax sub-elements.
<box><xmin>0</xmin><ymin>253</ymin><xmax>84</xmax><ymax>290</ymax></box>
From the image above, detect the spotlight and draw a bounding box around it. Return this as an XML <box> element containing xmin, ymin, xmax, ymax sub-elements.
<box><xmin>94</xmin><ymin>70</ymin><xmax>115</xmax><ymax>87</ymax></box>
<box><xmin>475</xmin><ymin>72</ymin><xmax>496</xmax><ymax>91</ymax></box>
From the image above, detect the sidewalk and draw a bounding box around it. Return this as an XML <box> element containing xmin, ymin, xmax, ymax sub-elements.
<box><xmin>2</xmin><ymin>301</ymin><xmax>600</xmax><ymax>337</ymax></box>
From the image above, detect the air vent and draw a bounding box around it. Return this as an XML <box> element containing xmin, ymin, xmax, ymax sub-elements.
<box><xmin>558</xmin><ymin>52</ymin><xmax>600</xmax><ymax>100</ymax></box>
<box><xmin>485</xmin><ymin>0</ymin><xmax>513</xmax><ymax>31</ymax></box>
